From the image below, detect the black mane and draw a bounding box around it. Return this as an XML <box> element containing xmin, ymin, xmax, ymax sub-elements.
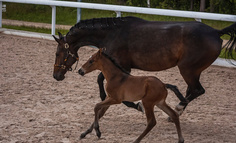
<box><xmin>68</xmin><ymin>16</ymin><xmax>141</xmax><ymax>35</ymax></box>
<box><xmin>101</xmin><ymin>52</ymin><xmax>130</xmax><ymax>75</ymax></box>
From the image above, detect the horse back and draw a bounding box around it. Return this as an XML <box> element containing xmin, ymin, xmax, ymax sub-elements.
<box><xmin>104</xmin><ymin>20</ymin><xmax>222</xmax><ymax>71</ymax></box>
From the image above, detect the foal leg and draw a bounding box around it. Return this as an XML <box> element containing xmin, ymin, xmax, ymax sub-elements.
<box><xmin>80</xmin><ymin>106</ymin><xmax>109</xmax><ymax>139</ymax></box>
<box><xmin>81</xmin><ymin>97</ymin><xmax>120</xmax><ymax>139</ymax></box>
<box><xmin>97</xmin><ymin>72</ymin><xmax>143</xmax><ymax>112</ymax></box>
<box><xmin>93</xmin><ymin>97</ymin><xmax>121</xmax><ymax>138</ymax></box>
<box><xmin>134</xmin><ymin>101</ymin><xmax>156</xmax><ymax>143</ymax></box>
<box><xmin>157</xmin><ymin>101</ymin><xmax>184</xmax><ymax>143</ymax></box>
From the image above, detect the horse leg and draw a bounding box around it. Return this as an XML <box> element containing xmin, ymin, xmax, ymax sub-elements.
<box><xmin>134</xmin><ymin>101</ymin><xmax>156</xmax><ymax>143</ymax></box>
<box><xmin>122</xmin><ymin>101</ymin><xmax>144</xmax><ymax>112</ymax></box>
<box><xmin>176</xmin><ymin>71</ymin><xmax>205</xmax><ymax>115</ymax></box>
<box><xmin>80</xmin><ymin>106</ymin><xmax>109</xmax><ymax>139</ymax></box>
<box><xmin>97</xmin><ymin>72</ymin><xmax>143</xmax><ymax>112</ymax></box>
<box><xmin>157</xmin><ymin>101</ymin><xmax>184</xmax><ymax>143</ymax></box>
<box><xmin>174</xmin><ymin>86</ymin><xmax>191</xmax><ymax>116</ymax></box>
<box><xmin>97</xmin><ymin>72</ymin><xmax>106</xmax><ymax>101</ymax></box>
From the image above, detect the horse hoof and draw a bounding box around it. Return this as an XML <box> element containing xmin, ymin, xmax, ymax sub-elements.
<box><xmin>175</xmin><ymin>104</ymin><xmax>184</xmax><ymax>116</ymax></box>
<box><xmin>137</xmin><ymin>102</ymin><xmax>144</xmax><ymax>113</ymax></box>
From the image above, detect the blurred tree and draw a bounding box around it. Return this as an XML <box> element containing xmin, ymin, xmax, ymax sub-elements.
<box><xmin>200</xmin><ymin>0</ymin><xmax>206</xmax><ymax>11</ymax></box>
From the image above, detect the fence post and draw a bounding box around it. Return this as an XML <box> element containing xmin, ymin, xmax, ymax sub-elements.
<box><xmin>77</xmin><ymin>0</ymin><xmax>81</xmax><ymax>23</ymax></box>
<box><xmin>116</xmin><ymin>11</ymin><xmax>121</xmax><ymax>17</ymax></box>
<box><xmin>0</xmin><ymin>1</ymin><xmax>2</xmax><ymax>28</ymax></box>
<box><xmin>195</xmin><ymin>18</ymin><xmax>202</xmax><ymax>22</ymax></box>
<box><xmin>51</xmin><ymin>5</ymin><xmax>56</xmax><ymax>35</ymax></box>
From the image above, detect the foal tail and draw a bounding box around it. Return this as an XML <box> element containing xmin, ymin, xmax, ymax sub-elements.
<box><xmin>218</xmin><ymin>22</ymin><xmax>236</xmax><ymax>60</ymax></box>
<box><xmin>165</xmin><ymin>84</ymin><xmax>188</xmax><ymax>104</ymax></box>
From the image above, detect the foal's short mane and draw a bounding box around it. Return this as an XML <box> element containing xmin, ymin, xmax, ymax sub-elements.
<box><xmin>101</xmin><ymin>52</ymin><xmax>130</xmax><ymax>75</ymax></box>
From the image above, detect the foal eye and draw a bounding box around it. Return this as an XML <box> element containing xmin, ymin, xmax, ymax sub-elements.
<box><xmin>89</xmin><ymin>60</ymin><xmax>94</xmax><ymax>64</ymax></box>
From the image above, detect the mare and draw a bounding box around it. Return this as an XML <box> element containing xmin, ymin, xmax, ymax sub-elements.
<box><xmin>53</xmin><ymin>16</ymin><xmax>236</xmax><ymax>115</ymax></box>
<box><xmin>78</xmin><ymin>49</ymin><xmax>185</xmax><ymax>143</ymax></box>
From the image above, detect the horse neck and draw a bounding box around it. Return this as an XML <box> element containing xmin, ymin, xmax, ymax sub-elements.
<box><xmin>98</xmin><ymin>55</ymin><xmax>128</xmax><ymax>82</ymax></box>
<box><xmin>70</xmin><ymin>29</ymin><xmax>110</xmax><ymax>49</ymax></box>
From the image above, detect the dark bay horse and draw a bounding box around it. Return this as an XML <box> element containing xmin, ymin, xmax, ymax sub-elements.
<box><xmin>78</xmin><ymin>49</ymin><xmax>184</xmax><ymax>143</ymax></box>
<box><xmin>53</xmin><ymin>16</ymin><xmax>236</xmax><ymax>115</ymax></box>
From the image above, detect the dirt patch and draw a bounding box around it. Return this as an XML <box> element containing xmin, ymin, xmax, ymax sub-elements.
<box><xmin>0</xmin><ymin>33</ymin><xmax>235</xmax><ymax>143</ymax></box>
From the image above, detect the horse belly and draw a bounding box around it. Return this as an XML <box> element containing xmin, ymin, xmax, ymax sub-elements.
<box><xmin>130</xmin><ymin>48</ymin><xmax>180</xmax><ymax>71</ymax></box>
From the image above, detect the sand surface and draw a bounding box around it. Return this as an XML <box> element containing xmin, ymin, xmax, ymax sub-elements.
<box><xmin>0</xmin><ymin>33</ymin><xmax>235</xmax><ymax>143</ymax></box>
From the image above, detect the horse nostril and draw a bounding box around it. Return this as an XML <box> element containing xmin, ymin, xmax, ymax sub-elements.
<box><xmin>59</xmin><ymin>74</ymin><xmax>65</xmax><ymax>80</ymax></box>
<box><xmin>78</xmin><ymin>69</ymin><xmax>84</xmax><ymax>76</ymax></box>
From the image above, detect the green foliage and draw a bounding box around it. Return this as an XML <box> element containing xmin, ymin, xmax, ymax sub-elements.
<box><xmin>126</xmin><ymin>0</ymin><xmax>236</xmax><ymax>14</ymax></box>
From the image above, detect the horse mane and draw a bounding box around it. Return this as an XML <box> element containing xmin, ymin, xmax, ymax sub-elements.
<box><xmin>68</xmin><ymin>16</ymin><xmax>140</xmax><ymax>35</ymax></box>
<box><xmin>101</xmin><ymin>52</ymin><xmax>130</xmax><ymax>75</ymax></box>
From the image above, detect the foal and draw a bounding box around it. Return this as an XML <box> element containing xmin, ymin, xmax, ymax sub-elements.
<box><xmin>78</xmin><ymin>49</ymin><xmax>184</xmax><ymax>143</ymax></box>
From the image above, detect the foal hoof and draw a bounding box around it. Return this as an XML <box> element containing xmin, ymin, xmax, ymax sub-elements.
<box><xmin>80</xmin><ymin>133</ymin><xmax>87</xmax><ymax>139</ymax></box>
<box><xmin>96</xmin><ymin>130</ymin><xmax>101</xmax><ymax>138</ymax></box>
<box><xmin>137</xmin><ymin>102</ymin><xmax>144</xmax><ymax>113</ymax></box>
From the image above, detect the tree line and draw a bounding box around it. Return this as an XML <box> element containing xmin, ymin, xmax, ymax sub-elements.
<box><xmin>72</xmin><ymin>0</ymin><xmax>236</xmax><ymax>14</ymax></box>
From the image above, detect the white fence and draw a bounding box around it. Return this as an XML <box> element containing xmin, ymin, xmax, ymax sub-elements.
<box><xmin>1</xmin><ymin>0</ymin><xmax>236</xmax><ymax>35</ymax></box>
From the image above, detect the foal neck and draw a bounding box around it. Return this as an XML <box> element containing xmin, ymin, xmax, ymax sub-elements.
<box><xmin>99</xmin><ymin>53</ymin><xmax>129</xmax><ymax>82</ymax></box>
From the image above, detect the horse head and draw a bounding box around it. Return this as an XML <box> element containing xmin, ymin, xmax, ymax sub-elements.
<box><xmin>53</xmin><ymin>32</ymin><xmax>79</xmax><ymax>81</ymax></box>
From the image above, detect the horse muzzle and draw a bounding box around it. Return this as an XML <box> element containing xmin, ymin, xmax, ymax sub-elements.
<box><xmin>53</xmin><ymin>73</ymin><xmax>65</xmax><ymax>81</ymax></box>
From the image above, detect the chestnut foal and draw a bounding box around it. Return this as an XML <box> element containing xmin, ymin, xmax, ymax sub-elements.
<box><xmin>78</xmin><ymin>49</ymin><xmax>184</xmax><ymax>143</ymax></box>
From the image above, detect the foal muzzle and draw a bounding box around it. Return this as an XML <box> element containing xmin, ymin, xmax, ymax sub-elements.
<box><xmin>78</xmin><ymin>68</ymin><xmax>85</xmax><ymax>76</ymax></box>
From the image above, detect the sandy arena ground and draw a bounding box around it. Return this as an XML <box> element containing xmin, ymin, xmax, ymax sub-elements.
<box><xmin>0</xmin><ymin>33</ymin><xmax>235</xmax><ymax>143</ymax></box>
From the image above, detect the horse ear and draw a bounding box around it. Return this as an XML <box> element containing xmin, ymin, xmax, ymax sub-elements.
<box><xmin>58</xmin><ymin>32</ymin><xmax>63</xmax><ymax>39</ymax></box>
<box><xmin>52</xmin><ymin>35</ymin><xmax>60</xmax><ymax>44</ymax></box>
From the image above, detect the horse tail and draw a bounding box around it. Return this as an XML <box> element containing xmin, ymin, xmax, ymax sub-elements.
<box><xmin>218</xmin><ymin>22</ymin><xmax>236</xmax><ymax>60</ymax></box>
<box><xmin>165</xmin><ymin>84</ymin><xmax>188</xmax><ymax>104</ymax></box>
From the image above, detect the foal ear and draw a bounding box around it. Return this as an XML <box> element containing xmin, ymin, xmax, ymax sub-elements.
<box><xmin>98</xmin><ymin>48</ymin><xmax>103</xmax><ymax>56</ymax></box>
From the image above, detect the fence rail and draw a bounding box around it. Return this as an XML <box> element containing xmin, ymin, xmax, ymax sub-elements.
<box><xmin>1</xmin><ymin>0</ymin><xmax>236</xmax><ymax>35</ymax></box>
